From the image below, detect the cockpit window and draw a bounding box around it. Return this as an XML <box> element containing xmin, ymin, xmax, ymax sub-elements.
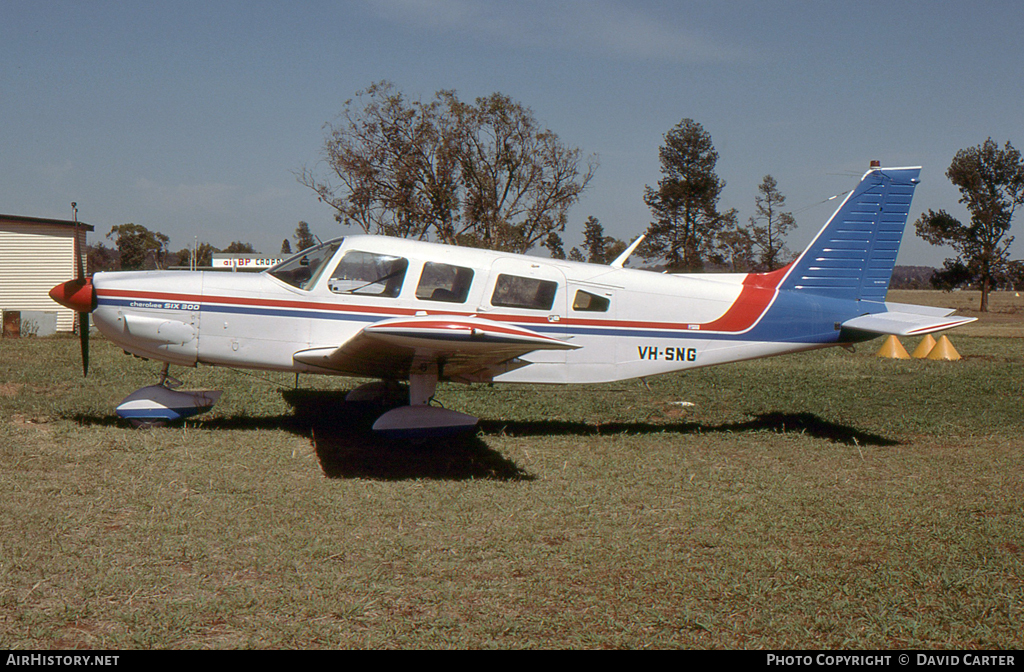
<box><xmin>328</xmin><ymin>251</ymin><xmax>409</xmax><ymax>297</ymax></box>
<box><xmin>267</xmin><ymin>240</ymin><xmax>341</xmax><ymax>290</ymax></box>
<box><xmin>416</xmin><ymin>262</ymin><xmax>474</xmax><ymax>303</ymax></box>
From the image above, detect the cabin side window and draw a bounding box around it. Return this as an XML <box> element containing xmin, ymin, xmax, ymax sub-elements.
<box><xmin>491</xmin><ymin>274</ymin><xmax>558</xmax><ymax>310</ymax></box>
<box><xmin>327</xmin><ymin>251</ymin><xmax>409</xmax><ymax>297</ymax></box>
<box><xmin>572</xmin><ymin>289</ymin><xmax>610</xmax><ymax>312</ymax></box>
<box><xmin>415</xmin><ymin>262</ymin><xmax>474</xmax><ymax>303</ymax></box>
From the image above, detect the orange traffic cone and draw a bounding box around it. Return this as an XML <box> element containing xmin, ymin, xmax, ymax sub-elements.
<box><xmin>926</xmin><ymin>335</ymin><xmax>962</xmax><ymax>361</ymax></box>
<box><xmin>876</xmin><ymin>335</ymin><xmax>910</xmax><ymax>359</ymax></box>
<box><xmin>911</xmin><ymin>334</ymin><xmax>936</xmax><ymax>358</ymax></box>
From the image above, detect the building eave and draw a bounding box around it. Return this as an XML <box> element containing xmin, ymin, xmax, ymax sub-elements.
<box><xmin>0</xmin><ymin>213</ymin><xmax>95</xmax><ymax>232</ymax></box>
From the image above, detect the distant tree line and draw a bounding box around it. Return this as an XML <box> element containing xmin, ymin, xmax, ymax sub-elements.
<box><xmin>889</xmin><ymin>266</ymin><xmax>939</xmax><ymax>290</ymax></box>
<box><xmin>300</xmin><ymin>85</ymin><xmax>803</xmax><ymax>272</ymax></box>
<box><xmin>889</xmin><ymin>263</ymin><xmax>1024</xmax><ymax>292</ymax></box>
<box><xmin>87</xmin><ymin>221</ymin><xmax>320</xmax><ymax>273</ymax></box>
<box><xmin>628</xmin><ymin>122</ymin><xmax>1024</xmax><ymax>303</ymax></box>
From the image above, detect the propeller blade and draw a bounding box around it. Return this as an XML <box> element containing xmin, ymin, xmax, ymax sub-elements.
<box><xmin>75</xmin><ymin>226</ymin><xmax>85</xmax><ymax>281</ymax></box>
<box><xmin>80</xmin><ymin>312</ymin><xmax>90</xmax><ymax>377</ymax></box>
<box><xmin>73</xmin><ymin>212</ymin><xmax>87</xmax><ymax>375</ymax></box>
<box><xmin>49</xmin><ymin>278</ymin><xmax>95</xmax><ymax>377</ymax></box>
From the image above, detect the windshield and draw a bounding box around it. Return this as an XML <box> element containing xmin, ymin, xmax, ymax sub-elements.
<box><xmin>267</xmin><ymin>239</ymin><xmax>342</xmax><ymax>290</ymax></box>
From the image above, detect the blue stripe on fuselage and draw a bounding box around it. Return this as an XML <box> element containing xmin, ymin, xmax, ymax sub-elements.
<box><xmin>99</xmin><ymin>289</ymin><xmax>880</xmax><ymax>345</ymax></box>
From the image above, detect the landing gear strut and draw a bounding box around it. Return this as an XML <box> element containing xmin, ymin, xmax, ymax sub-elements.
<box><xmin>369</xmin><ymin>366</ymin><xmax>478</xmax><ymax>440</ymax></box>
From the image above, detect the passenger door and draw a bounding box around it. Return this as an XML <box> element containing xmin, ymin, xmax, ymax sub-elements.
<box><xmin>479</xmin><ymin>258</ymin><xmax>568</xmax><ymax>364</ymax></box>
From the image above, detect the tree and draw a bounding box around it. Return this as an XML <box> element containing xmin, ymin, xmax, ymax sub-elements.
<box><xmin>301</xmin><ymin>81</ymin><xmax>596</xmax><ymax>254</ymax></box>
<box><xmin>107</xmin><ymin>223</ymin><xmax>169</xmax><ymax>270</ymax></box>
<box><xmin>294</xmin><ymin>221</ymin><xmax>317</xmax><ymax>251</ymax></box>
<box><xmin>639</xmin><ymin>119</ymin><xmax>733</xmax><ymax>271</ymax></box>
<box><xmin>281</xmin><ymin>239</ymin><xmax>292</xmax><ymax>255</ymax></box>
<box><xmin>452</xmin><ymin>92</ymin><xmax>597</xmax><ymax>253</ymax></box>
<box><xmin>582</xmin><ymin>216</ymin><xmax>608</xmax><ymax>263</ymax></box>
<box><xmin>749</xmin><ymin>175</ymin><xmax>796</xmax><ymax>271</ymax></box>
<box><xmin>86</xmin><ymin>242</ymin><xmax>118</xmax><ymax>274</ymax></box>
<box><xmin>543</xmin><ymin>232</ymin><xmax>566</xmax><ymax>260</ymax></box>
<box><xmin>605</xmin><ymin>238</ymin><xmax>628</xmax><ymax>265</ymax></box>
<box><xmin>1002</xmin><ymin>260</ymin><xmax>1024</xmax><ymax>291</ymax></box>
<box><xmin>174</xmin><ymin>242</ymin><xmax>218</xmax><ymax>269</ymax></box>
<box><xmin>569</xmin><ymin>216</ymin><xmax>627</xmax><ymax>264</ymax></box>
<box><xmin>717</xmin><ymin>224</ymin><xmax>756</xmax><ymax>272</ymax></box>
<box><xmin>915</xmin><ymin>139</ymin><xmax>1024</xmax><ymax>311</ymax></box>
<box><xmin>223</xmin><ymin>241</ymin><xmax>257</xmax><ymax>254</ymax></box>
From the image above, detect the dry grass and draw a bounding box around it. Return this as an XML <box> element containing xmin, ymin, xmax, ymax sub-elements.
<box><xmin>1</xmin><ymin>321</ymin><xmax>1022</xmax><ymax>649</ymax></box>
<box><xmin>887</xmin><ymin>289</ymin><xmax>1024</xmax><ymax>338</ymax></box>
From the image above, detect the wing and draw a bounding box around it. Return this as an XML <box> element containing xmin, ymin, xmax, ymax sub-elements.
<box><xmin>841</xmin><ymin>302</ymin><xmax>976</xmax><ymax>337</ymax></box>
<box><xmin>292</xmin><ymin>314</ymin><xmax>579</xmax><ymax>383</ymax></box>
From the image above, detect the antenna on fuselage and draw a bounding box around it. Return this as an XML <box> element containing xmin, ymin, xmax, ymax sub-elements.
<box><xmin>610</xmin><ymin>234</ymin><xmax>645</xmax><ymax>269</ymax></box>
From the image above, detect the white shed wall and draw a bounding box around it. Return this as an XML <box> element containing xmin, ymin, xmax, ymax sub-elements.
<box><xmin>0</xmin><ymin>223</ymin><xmax>85</xmax><ymax>332</ymax></box>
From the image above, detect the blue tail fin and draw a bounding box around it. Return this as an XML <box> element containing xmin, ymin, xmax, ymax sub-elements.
<box><xmin>779</xmin><ymin>166</ymin><xmax>921</xmax><ymax>302</ymax></box>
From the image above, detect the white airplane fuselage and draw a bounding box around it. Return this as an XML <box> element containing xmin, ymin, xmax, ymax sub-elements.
<box><xmin>90</xmin><ymin>235</ymin><xmax>860</xmax><ymax>386</ymax></box>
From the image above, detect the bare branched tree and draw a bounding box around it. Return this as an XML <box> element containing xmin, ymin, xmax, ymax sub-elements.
<box><xmin>301</xmin><ymin>81</ymin><xmax>596</xmax><ymax>253</ymax></box>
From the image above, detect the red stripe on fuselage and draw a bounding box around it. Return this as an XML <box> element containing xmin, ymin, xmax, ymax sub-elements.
<box><xmin>697</xmin><ymin>264</ymin><xmax>791</xmax><ymax>332</ymax></box>
<box><xmin>99</xmin><ymin>265</ymin><xmax>793</xmax><ymax>335</ymax></box>
<box><xmin>370</xmin><ymin>319</ymin><xmax>567</xmax><ymax>342</ymax></box>
<box><xmin>99</xmin><ymin>288</ymin><xmax>421</xmax><ymax>319</ymax></box>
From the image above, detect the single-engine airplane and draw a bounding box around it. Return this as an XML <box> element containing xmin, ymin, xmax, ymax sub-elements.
<box><xmin>50</xmin><ymin>163</ymin><xmax>975</xmax><ymax>436</ymax></box>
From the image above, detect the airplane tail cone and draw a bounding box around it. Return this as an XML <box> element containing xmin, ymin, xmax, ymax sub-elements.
<box><xmin>876</xmin><ymin>335</ymin><xmax>910</xmax><ymax>359</ymax></box>
<box><xmin>911</xmin><ymin>334</ymin><xmax>937</xmax><ymax>358</ymax></box>
<box><xmin>926</xmin><ymin>335</ymin><xmax>961</xmax><ymax>361</ymax></box>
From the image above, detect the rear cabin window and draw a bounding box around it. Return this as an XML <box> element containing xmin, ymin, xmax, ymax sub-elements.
<box><xmin>573</xmin><ymin>289</ymin><xmax>611</xmax><ymax>312</ymax></box>
<box><xmin>491</xmin><ymin>274</ymin><xmax>558</xmax><ymax>310</ymax></box>
<box><xmin>415</xmin><ymin>262</ymin><xmax>474</xmax><ymax>303</ymax></box>
<box><xmin>327</xmin><ymin>251</ymin><xmax>409</xmax><ymax>298</ymax></box>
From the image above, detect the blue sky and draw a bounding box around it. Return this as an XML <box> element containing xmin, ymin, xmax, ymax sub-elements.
<box><xmin>3</xmin><ymin>0</ymin><xmax>1022</xmax><ymax>266</ymax></box>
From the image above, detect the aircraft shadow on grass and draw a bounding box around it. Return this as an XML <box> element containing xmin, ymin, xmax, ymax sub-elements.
<box><xmin>69</xmin><ymin>391</ymin><xmax>533</xmax><ymax>483</ymax></box>
<box><xmin>70</xmin><ymin>391</ymin><xmax>896</xmax><ymax>482</ymax></box>
<box><xmin>280</xmin><ymin>389</ymin><xmax>534</xmax><ymax>482</ymax></box>
<box><xmin>477</xmin><ymin>412</ymin><xmax>898</xmax><ymax>448</ymax></box>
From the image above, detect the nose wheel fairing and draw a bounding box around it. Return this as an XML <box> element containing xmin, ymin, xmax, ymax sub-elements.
<box><xmin>115</xmin><ymin>384</ymin><xmax>222</xmax><ymax>425</ymax></box>
<box><xmin>115</xmin><ymin>367</ymin><xmax>222</xmax><ymax>426</ymax></box>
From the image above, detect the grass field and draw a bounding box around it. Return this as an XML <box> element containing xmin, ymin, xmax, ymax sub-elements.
<box><xmin>1</xmin><ymin>292</ymin><xmax>1022</xmax><ymax>649</ymax></box>
<box><xmin>886</xmin><ymin>289</ymin><xmax>1024</xmax><ymax>338</ymax></box>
